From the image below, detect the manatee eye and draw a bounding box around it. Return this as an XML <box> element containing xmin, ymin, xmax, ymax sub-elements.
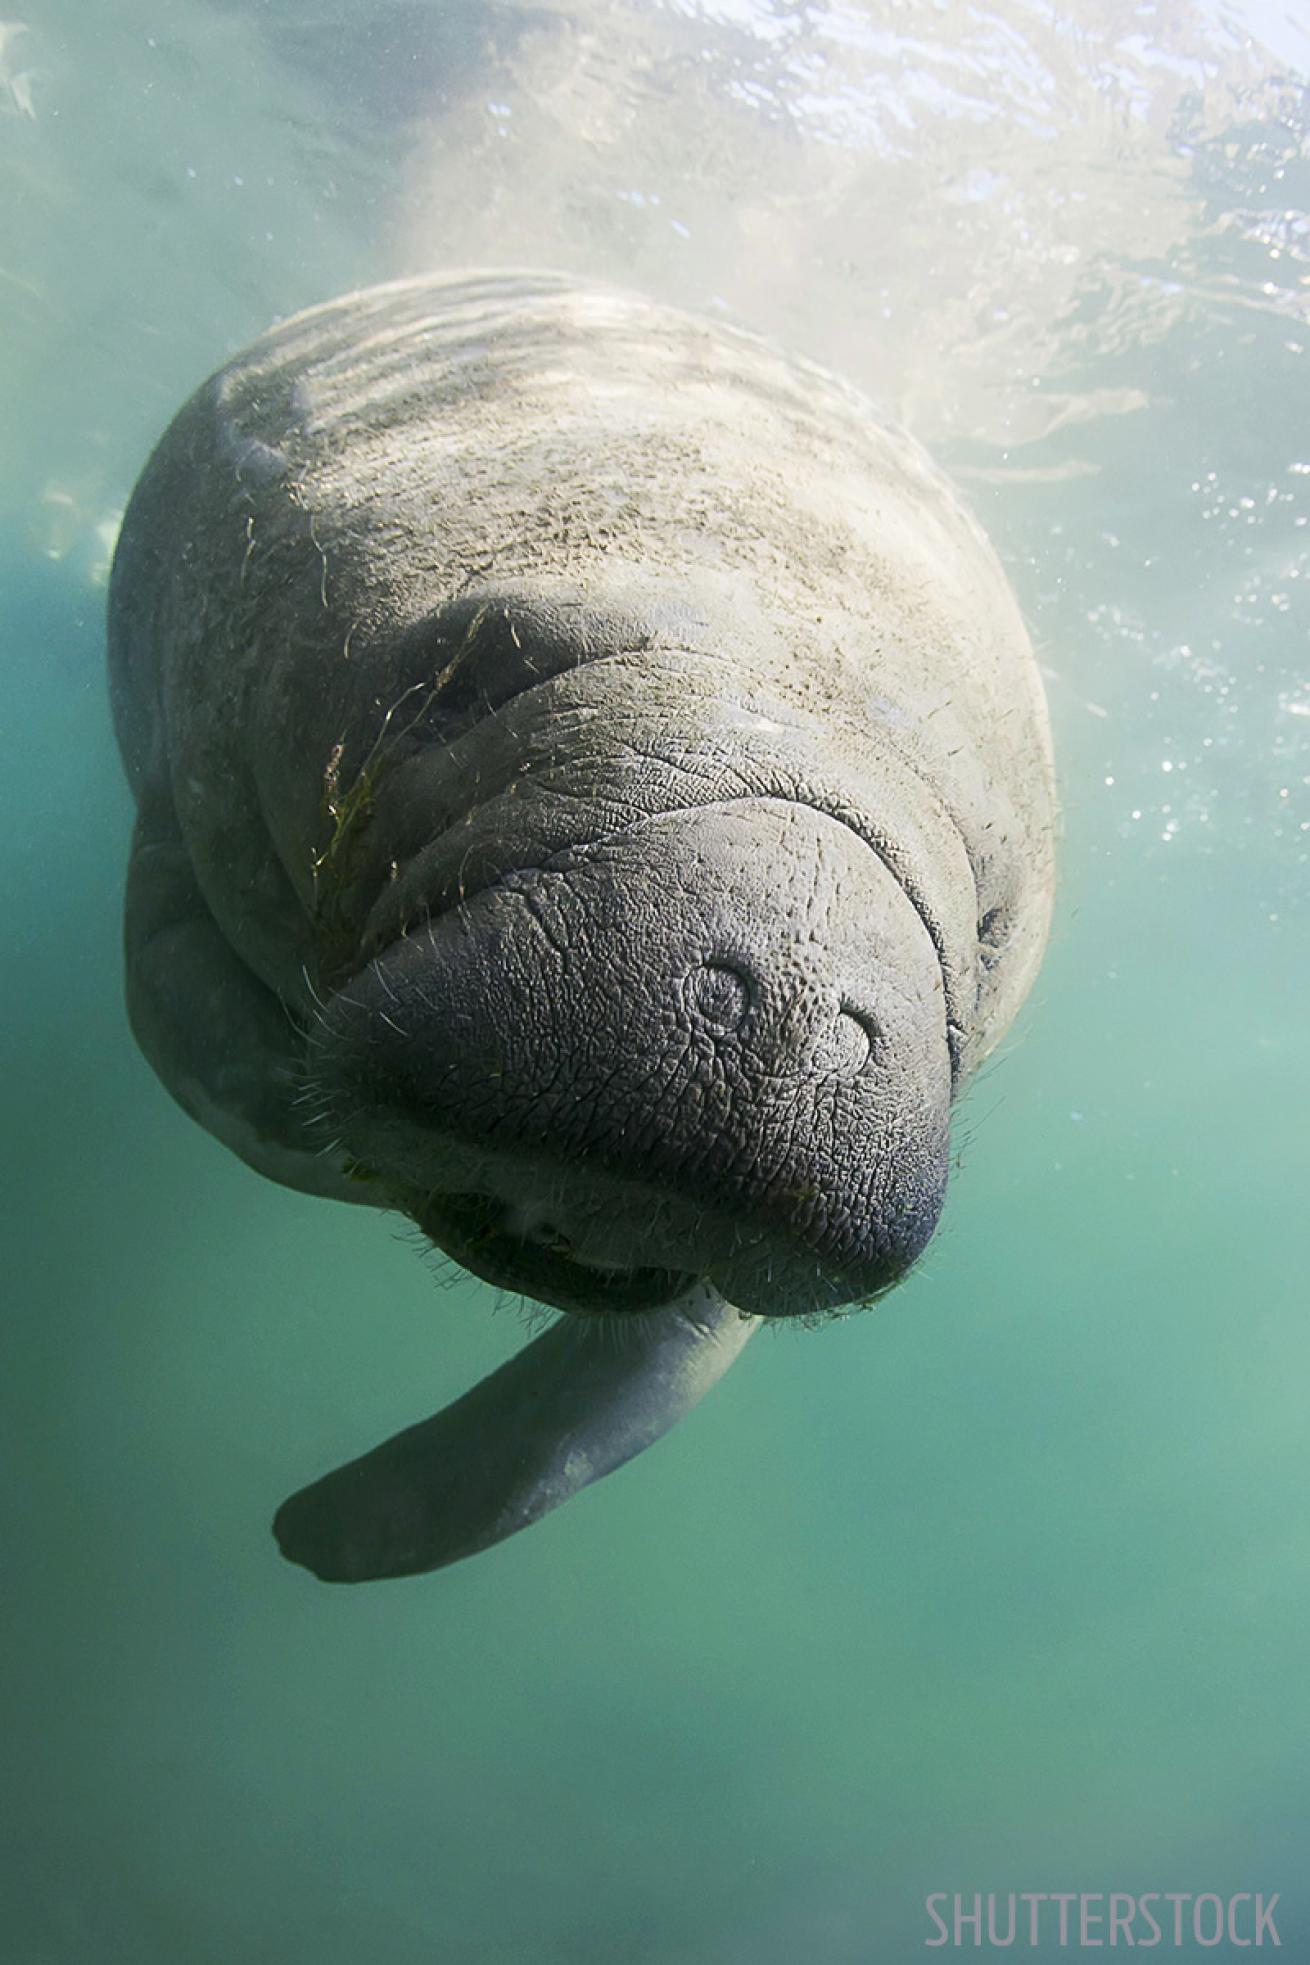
<box><xmin>812</xmin><ymin>1004</ymin><xmax>878</xmax><ymax>1076</ymax></box>
<box><xmin>978</xmin><ymin>902</ymin><xmax>1011</xmax><ymax>968</ymax></box>
<box><xmin>684</xmin><ymin>959</ymin><xmax>753</xmax><ymax>1034</ymax></box>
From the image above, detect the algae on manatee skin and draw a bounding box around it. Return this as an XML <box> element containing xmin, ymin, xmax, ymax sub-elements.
<box><xmin>308</xmin><ymin>731</ymin><xmax>381</xmax><ymax>964</ymax></box>
<box><xmin>312</xmin><ymin>734</ymin><xmax>376</xmax><ymax>900</ymax></box>
<box><xmin>310</xmin><ymin>602</ymin><xmax>497</xmax><ymax>946</ymax></box>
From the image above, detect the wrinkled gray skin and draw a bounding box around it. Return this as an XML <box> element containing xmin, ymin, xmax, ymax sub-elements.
<box><xmin>108</xmin><ymin>271</ymin><xmax>1056</xmax><ymax>1582</ymax></box>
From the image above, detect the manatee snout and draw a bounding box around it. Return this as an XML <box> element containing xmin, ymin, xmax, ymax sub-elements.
<box><xmin>315</xmin><ymin>797</ymin><xmax>952</xmax><ymax>1321</ymax></box>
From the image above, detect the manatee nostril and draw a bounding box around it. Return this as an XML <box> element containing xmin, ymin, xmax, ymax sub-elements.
<box><xmin>683</xmin><ymin>958</ymin><xmax>753</xmax><ymax>1034</ymax></box>
<box><xmin>811</xmin><ymin>1004</ymin><xmax>878</xmax><ymax>1076</ymax></box>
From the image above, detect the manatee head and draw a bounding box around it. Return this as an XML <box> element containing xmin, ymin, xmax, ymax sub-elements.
<box><xmin>274</xmin><ymin>584</ymin><xmax>956</xmax><ymax>1584</ymax></box>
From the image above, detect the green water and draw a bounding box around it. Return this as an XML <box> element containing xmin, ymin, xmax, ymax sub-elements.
<box><xmin>3</xmin><ymin>2</ymin><xmax>1307</xmax><ymax>1959</ymax></box>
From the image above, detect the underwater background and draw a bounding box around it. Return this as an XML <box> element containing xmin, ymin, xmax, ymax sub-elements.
<box><xmin>3</xmin><ymin>1</ymin><xmax>1307</xmax><ymax>1957</ymax></box>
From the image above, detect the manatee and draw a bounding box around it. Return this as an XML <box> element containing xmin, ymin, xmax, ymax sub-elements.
<box><xmin>108</xmin><ymin>271</ymin><xmax>1057</xmax><ymax>1583</ymax></box>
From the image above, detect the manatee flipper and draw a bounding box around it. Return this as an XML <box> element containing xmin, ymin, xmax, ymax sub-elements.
<box><xmin>124</xmin><ymin>795</ymin><xmax>362</xmax><ymax>1205</ymax></box>
<box><xmin>273</xmin><ymin>1284</ymin><xmax>757</xmax><ymax>1582</ymax></box>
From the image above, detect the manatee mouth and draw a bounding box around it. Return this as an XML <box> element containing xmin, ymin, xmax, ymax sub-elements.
<box><xmin>420</xmin><ymin>1191</ymin><xmax>698</xmax><ymax>1316</ymax></box>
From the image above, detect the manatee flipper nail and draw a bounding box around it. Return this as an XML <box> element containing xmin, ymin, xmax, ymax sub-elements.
<box><xmin>273</xmin><ymin>1286</ymin><xmax>756</xmax><ymax>1582</ymax></box>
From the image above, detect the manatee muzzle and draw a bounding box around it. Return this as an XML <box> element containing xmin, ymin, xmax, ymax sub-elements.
<box><xmin>276</xmin><ymin>798</ymin><xmax>951</xmax><ymax>1580</ymax></box>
